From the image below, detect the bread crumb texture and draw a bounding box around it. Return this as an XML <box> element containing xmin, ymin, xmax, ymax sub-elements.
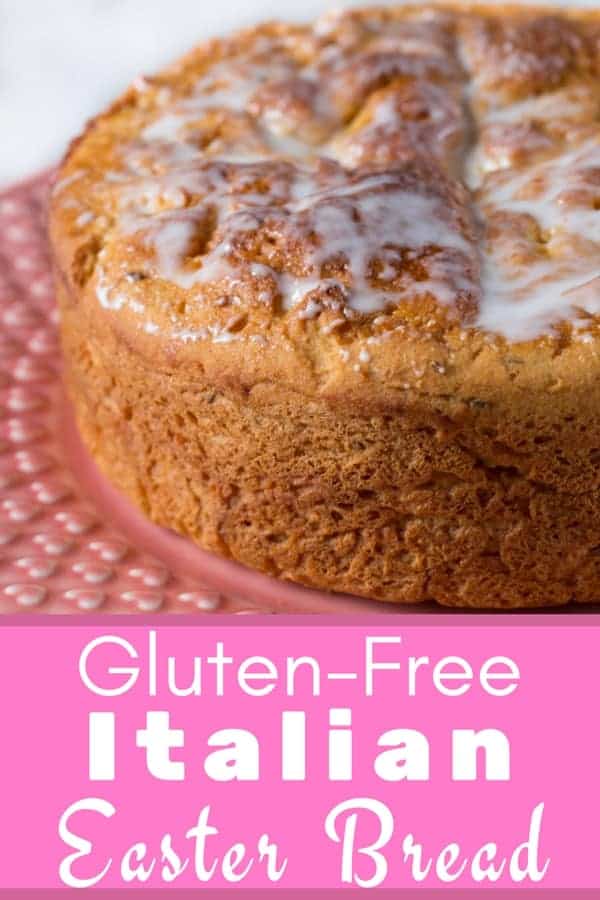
<box><xmin>50</xmin><ymin>3</ymin><xmax>600</xmax><ymax>607</ymax></box>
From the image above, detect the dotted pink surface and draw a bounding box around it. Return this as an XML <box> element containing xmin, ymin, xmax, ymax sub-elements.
<box><xmin>0</xmin><ymin>173</ymin><xmax>385</xmax><ymax>615</ymax></box>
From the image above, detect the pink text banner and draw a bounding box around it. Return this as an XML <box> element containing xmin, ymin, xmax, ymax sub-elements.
<box><xmin>0</xmin><ymin>615</ymin><xmax>598</xmax><ymax>892</ymax></box>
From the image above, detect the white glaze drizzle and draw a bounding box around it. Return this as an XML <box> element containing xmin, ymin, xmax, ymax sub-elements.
<box><xmin>90</xmin><ymin>8</ymin><xmax>600</xmax><ymax>346</ymax></box>
<box><xmin>121</xmin><ymin>168</ymin><xmax>476</xmax><ymax>317</ymax></box>
<box><xmin>476</xmin><ymin>137</ymin><xmax>600</xmax><ymax>339</ymax></box>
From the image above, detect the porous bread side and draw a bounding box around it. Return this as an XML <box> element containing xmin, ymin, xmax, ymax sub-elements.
<box><xmin>58</xmin><ymin>277</ymin><xmax>600</xmax><ymax>608</ymax></box>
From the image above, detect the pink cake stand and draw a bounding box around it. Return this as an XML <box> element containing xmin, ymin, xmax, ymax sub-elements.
<box><xmin>0</xmin><ymin>172</ymin><xmax>401</xmax><ymax>615</ymax></box>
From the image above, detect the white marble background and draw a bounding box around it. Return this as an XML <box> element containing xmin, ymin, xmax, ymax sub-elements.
<box><xmin>0</xmin><ymin>0</ymin><xmax>594</xmax><ymax>187</ymax></box>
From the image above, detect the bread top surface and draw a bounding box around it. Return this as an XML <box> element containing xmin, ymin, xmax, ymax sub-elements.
<box><xmin>50</xmin><ymin>4</ymin><xmax>600</xmax><ymax>411</ymax></box>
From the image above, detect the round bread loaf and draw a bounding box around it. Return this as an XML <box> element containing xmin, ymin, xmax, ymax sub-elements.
<box><xmin>49</xmin><ymin>4</ymin><xmax>600</xmax><ymax>607</ymax></box>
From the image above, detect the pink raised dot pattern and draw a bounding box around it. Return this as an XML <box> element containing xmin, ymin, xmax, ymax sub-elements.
<box><xmin>128</xmin><ymin>565</ymin><xmax>169</xmax><ymax>588</ymax></box>
<box><xmin>14</xmin><ymin>557</ymin><xmax>57</xmax><ymax>579</ymax></box>
<box><xmin>1</xmin><ymin>498</ymin><xmax>39</xmax><ymax>523</ymax></box>
<box><xmin>4</xmin><ymin>583</ymin><xmax>46</xmax><ymax>608</ymax></box>
<box><xmin>3</xmin><ymin>418</ymin><xmax>47</xmax><ymax>445</ymax></box>
<box><xmin>28</xmin><ymin>329</ymin><xmax>58</xmax><ymax>354</ymax></box>
<box><xmin>12</xmin><ymin>357</ymin><xmax>54</xmax><ymax>384</ymax></box>
<box><xmin>71</xmin><ymin>561</ymin><xmax>113</xmax><ymax>584</ymax></box>
<box><xmin>55</xmin><ymin>510</ymin><xmax>97</xmax><ymax>535</ymax></box>
<box><xmin>178</xmin><ymin>591</ymin><xmax>222</xmax><ymax>611</ymax></box>
<box><xmin>32</xmin><ymin>533</ymin><xmax>73</xmax><ymax>556</ymax></box>
<box><xmin>3</xmin><ymin>304</ymin><xmax>42</xmax><ymax>329</ymax></box>
<box><xmin>14</xmin><ymin>449</ymin><xmax>54</xmax><ymax>475</ymax></box>
<box><xmin>30</xmin><ymin>480</ymin><xmax>71</xmax><ymax>505</ymax></box>
<box><xmin>63</xmin><ymin>589</ymin><xmax>105</xmax><ymax>611</ymax></box>
<box><xmin>5</xmin><ymin>388</ymin><xmax>47</xmax><ymax>412</ymax></box>
<box><xmin>121</xmin><ymin>590</ymin><xmax>164</xmax><ymax>612</ymax></box>
<box><xmin>87</xmin><ymin>539</ymin><xmax>128</xmax><ymax>562</ymax></box>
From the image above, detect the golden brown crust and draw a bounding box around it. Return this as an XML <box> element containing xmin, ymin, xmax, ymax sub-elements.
<box><xmin>50</xmin><ymin>4</ymin><xmax>600</xmax><ymax>607</ymax></box>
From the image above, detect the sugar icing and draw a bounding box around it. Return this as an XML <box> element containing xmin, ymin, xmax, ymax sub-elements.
<box><xmin>89</xmin><ymin>8</ymin><xmax>600</xmax><ymax>345</ymax></box>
